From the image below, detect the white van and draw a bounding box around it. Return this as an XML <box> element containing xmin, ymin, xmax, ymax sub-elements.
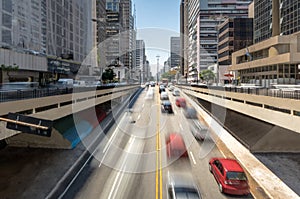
<box><xmin>57</xmin><ymin>79</ymin><xmax>74</xmax><ymax>88</ymax></box>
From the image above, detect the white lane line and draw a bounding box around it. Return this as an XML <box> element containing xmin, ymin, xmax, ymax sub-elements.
<box><xmin>102</xmin><ymin>114</ymin><xmax>127</xmax><ymax>154</ymax></box>
<box><xmin>142</xmin><ymin>103</ymin><xmax>145</xmax><ymax>108</ymax></box>
<box><xmin>220</xmin><ymin>150</ymin><xmax>226</xmax><ymax>158</ymax></box>
<box><xmin>108</xmin><ymin>137</ymin><xmax>136</xmax><ymax>199</ymax></box>
<box><xmin>103</xmin><ymin>129</ymin><xmax>117</xmax><ymax>154</ymax></box>
<box><xmin>189</xmin><ymin>151</ymin><xmax>197</xmax><ymax>165</ymax></box>
<box><xmin>179</xmin><ymin>124</ymin><xmax>183</xmax><ymax>131</ymax></box>
<box><xmin>137</xmin><ymin>114</ymin><xmax>141</xmax><ymax>120</ymax></box>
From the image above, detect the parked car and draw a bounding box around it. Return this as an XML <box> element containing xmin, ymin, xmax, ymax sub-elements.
<box><xmin>175</xmin><ymin>97</ymin><xmax>186</xmax><ymax>108</ymax></box>
<box><xmin>166</xmin><ymin>133</ymin><xmax>188</xmax><ymax>159</ymax></box>
<box><xmin>160</xmin><ymin>91</ymin><xmax>169</xmax><ymax>100</ymax></box>
<box><xmin>172</xmin><ymin>89</ymin><xmax>180</xmax><ymax>96</ymax></box>
<box><xmin>209</xmin><ymin>158</ymin><xmax>250</xmax><ymax>196</ymax></box>
<box><xmin>161</xmin><ymin>100</ymin><xmax>173</xmax><ymax>114</ymax></box>
<box><xmin>167</xmin><ymin>172</ymin><xmax>202</xmax><ymax>199</ymax></box>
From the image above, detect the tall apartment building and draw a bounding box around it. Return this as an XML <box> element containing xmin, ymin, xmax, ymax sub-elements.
<box><xmin>95</xmin><ymin>0</ymin><xmax>107</xmax><ymax>45</ymax></box>
<box><xmin>105</xmin><ymin>0</ymin><xmax>134</xmax><ymax>69</ymax></box>
<box><xmin>119</xmin><ymin>0</ymin><xmax>134</xmax><ymax>71</ymax></box>
<box><xmin>180</xmin><ymin>0</ymin><xmax>189</xmax><ymax>77</ymax></box>
<box><xmin>218</xmin><ymin>18</ymin><xmax>253</xmax><ymax>83</ymax></box>
<box><xmin>135</xmin><ymin>40</ymin><xmax>145</xmax><ymax>81</ymax></box>
<box><xmin>170</xmin><ymin>37</ymin><xmax>181</xmax><ymax>68</ymax></box>
<box><xmin>47</xmin><ymin>0</ymin><xmax>90</xmax><ymax>62</ymax></box>
<box><xmin>197</xmin><ymin>0</ymin><xmax>252</xmax><ymax>74</ymax></box>
<box><xmin>0</xmin><ymin>0</ymin><xmax>47</xmax><ymax>52</ymax></box>
<box><xmin>254</xmin><ymin>0</ymin><xmax>300</xmax><ymax>43</ymax></box>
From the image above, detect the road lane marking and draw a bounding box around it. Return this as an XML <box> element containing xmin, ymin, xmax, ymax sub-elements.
<box><xmin>189</xmin><ymin>151</ymin><xmax>197</xmax><ymax>165</ymax></box>
<box><xmin>137</xmin><ymin>114</ymin><xmax>141</xmax><ymax>121</ymax></box>
<box><xmin>108</xmin><ymin>137</ymin><xmax>135</xmax><ymax>199</ymax></box>
<box><xmin>142</xmin><ymin>103</ymin><xmax>145</xmax><ymax>108</ymax></box>
<box><xmin>220</xmin><ymin>150</ymin><xmax>226</xmax><ymax>158</ymax></box>
<box><xmin>156</xmin><ymin>87</ymin><xmax>163</xmax><ymax>199</ymax></box>
<box><xmin>102</xmin><ymin>114</ymin><xmax>127</xmax><ymax>154</ymax></box>
<box><xmin>179</xmin><ymin>124</ymin><xmax>183</xmax><ymax>131</ymax></box>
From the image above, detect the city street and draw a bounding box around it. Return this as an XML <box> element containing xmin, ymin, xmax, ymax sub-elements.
<box><xmin>59</xmin><ymin>87</ymin><xmax>253</xmax><ymax>199</ymax></box>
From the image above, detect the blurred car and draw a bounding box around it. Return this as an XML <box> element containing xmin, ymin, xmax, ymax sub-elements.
<box><xmin>184</xmin><ymin>107</ymin><xmax>198</xmax><ymax>119</ymax></box>
<box><xmin>168</xmin><ymin>85</ymin><xmax>174</xmax><ymax>91</ymax></box>
<box><xmin>209</xmin><ymin>158</ymin><xmax>250</xmax><ymax>196</ymax></box>
<box><xmin>167</xmin><ymin>172</ymin><xmax>202</xmax><ymax>199</ymax></box>
<box><xmin>159</xmin><ymin>85</ymin><xmax>165</xmax><ymax>93</ymax></box>
<box><xmin>166</xmin><ymin>133</ymin><xmax>188</xmax><ymax>159</ymax></box>
<box><xmin>150</xmin><ymin>81</ymin><xmax>156</xmax><ymax>87</ymax></box>
<box><xmin>190</xmin><ymin>119</ymin><xmax>208</xmax><ymax>141</ymax></box>
<box><xmin>175</xmin><ymin>97</ymin><xmax>186</xmax><ymax>108</ymax></box>
<box><xmin>172</xmin><ymin>89</ymin><xmax>180</xmax><ymax>96</ymax></box>
<box><xmin>160</xmin><ymin>91</ymin><xmax>169</xmax><ymax>100</ymax></box>
<box><xmin>145</xmin><ymin>88</ymin><xmax>154</xmax><ymax>100</ymax></box>
<box><xmin>161</xmin><ymin>101</ymin><xmax>173</xmax><ymax>114</ymax></box>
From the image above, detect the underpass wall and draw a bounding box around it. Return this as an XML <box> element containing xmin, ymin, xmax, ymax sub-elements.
<box><xmin>4</xmin><ymin>86</ymin><xmax>143</xmax><ymax>149</ymax></box>
<box><xmin>183</xmin><ymin>90</ymin><xmax>300</xmax><ymax>153</ymax></box>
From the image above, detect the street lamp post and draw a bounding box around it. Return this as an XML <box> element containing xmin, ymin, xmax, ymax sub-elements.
<box><xmin>156</xmin><ymin>55</ymin><xmax>160</xmax><ymax>83</ymax></box>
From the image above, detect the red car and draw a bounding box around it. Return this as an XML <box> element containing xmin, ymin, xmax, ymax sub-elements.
<box><xmin>166</xmin><ymin>133</ymin><xmax>188</xmax><ymax>159</ymax></box>
<box><xmin>175</xmin><ymin>97</ymin><xmax>186</xmax><ymax>108</ymax></box>
<box><xmin>209</xmin><ymin>158</ymin><xmax>250</xmax><ymax>196</ymax></box>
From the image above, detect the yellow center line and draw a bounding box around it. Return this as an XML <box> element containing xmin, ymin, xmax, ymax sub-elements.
<box><xmin>156</xmin><ymin>88</ymin><xmax>163</xmax><ymax>199</ymax></box>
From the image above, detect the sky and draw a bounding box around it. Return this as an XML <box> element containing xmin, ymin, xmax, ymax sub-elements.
<box><xmin>133</xmin><ymin>0</ymin><xmax>181</xmax><ymax>75</ymax></box>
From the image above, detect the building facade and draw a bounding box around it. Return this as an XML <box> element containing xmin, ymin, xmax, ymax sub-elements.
<box><xmin>104</xmin><ymin>0</ymin><xmax>134</xmax><ymax>77</ymax></box>
<box><xmin>197</xmin><ymin>0</ymin><xmax>252</xmax><ymax>74</ymax></box>
<box><xmin>230</xmin><ymin>0</ymin><xmax>300</xmax><ymax>86</ymax></box>
<box><xmin>0</xmin><ymin>0</ymin><xmax>47</xmax><ymax>52</ymax></box>
<box><xmin>135</xmin><ymin>40</ymin><xmax>145</xmax><ymax>81</ymax></box>
<box><xmin>254</xmin><ymin>0</ymin><xmax>300</xmax><ymax>44</ymax></box>
<box><xmin>0</xmin><ymin>0</ymin><xmax>94</xmax><ymax>83</ymax></box>
<box><xmin>170</xmin><ymin>37</ymin><xmax>180</xmax><ymax>68</ymax></box>
<box><xmin>218</xmin><ymin>18</ymin><xmax>253</xmax><ymax>83</ymax></box>
<box><xmin>95</xmin><ymin>0</ymin><xmax>107</xmax><ymax>45</ymax></box>
<box><xmin>180</xmin><ymin>0</ymin><xmax>189</xmax><ymax>77</ymax></box>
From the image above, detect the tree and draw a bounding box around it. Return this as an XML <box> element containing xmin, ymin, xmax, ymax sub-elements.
<box><xmin>199</xmin><ymin>69</ymin><xmax>215</xmax><ymax>82</ymax></box>
<box><xmin>101</xmin><ymin>68</ymin><xmax>116</xmax><ymax>83</ymax></box>
<box><xmin>0</xmin><ymin>64</ymin><xmax>19</xmax><ymax>82</ymax></box>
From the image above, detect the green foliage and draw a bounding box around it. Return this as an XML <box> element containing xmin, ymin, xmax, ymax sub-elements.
<box><xmin>161</xmin><ymin>71</ymin><xmax>175</xmax><ymax>81</ymax></box>
<box><xmin>1</xmin><ymin>64</ymin><xmax>19</xmax><ymax>71</ymax></box>
<box><xmin>101</xmin><ymin>68</ymin><xmax>116</xmax><ymax>83</ymax></box>
<box><xmin>199</xmin><ymin>69</ymin><xmax>215</xmax><ymax>82</ymax></box>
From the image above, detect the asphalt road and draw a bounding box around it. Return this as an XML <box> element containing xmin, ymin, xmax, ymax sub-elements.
<box><xmin>61</xmin><ymin>86</ymin><xmax>253</xmax><ymax>199</ymax></box>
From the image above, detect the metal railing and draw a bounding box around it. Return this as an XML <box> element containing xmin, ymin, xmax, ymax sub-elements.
<box><xmin>0</xmin><ymin>84</ymin><xmax>134</xmax><ymax>103</ymax></box>
<box><xmin>181</xmin><ymin>84</ymin><xmax>300</xmax><ymax>100</ymax></box>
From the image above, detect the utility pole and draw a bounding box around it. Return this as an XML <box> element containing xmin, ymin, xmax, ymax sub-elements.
<box><xmin>156</xmin><ymin>55</ymin><xmax>160</xmax><ymax>83</ymax></box>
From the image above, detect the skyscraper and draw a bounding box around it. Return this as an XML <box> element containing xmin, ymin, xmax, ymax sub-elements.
<box><xmin>254</xmin><ymin>0</ymin><xmax>300</xmax><ymax>43</ymax></box>
<box><xmin>197</xmin><ymin>0</ymin><xmax>252</xmax><ymax>73</ymax></box>
<box><xmin>170</xmin><ymin>37</ymin><xmax>180</xmax><ymax>68</ymax></box>
<box><xmin>0</xmin><ymin>0</ymin><xmax>47</xmax><ymax>52</ymax></box>
<box><xmin>105</xmin><ymin>0</ymin><xmax>134</xmax><ymax>69</ymax></box>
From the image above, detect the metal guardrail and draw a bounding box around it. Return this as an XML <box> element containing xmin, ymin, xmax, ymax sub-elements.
<box><xmin>182</xmin><ymin>84</ymin><xmax>300</xmax><ymax>100</ymax></box>
<box><xmin>0</xmin><ymin>84</ymin><xmax>136</xmax><ymax>103</ymax></box>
